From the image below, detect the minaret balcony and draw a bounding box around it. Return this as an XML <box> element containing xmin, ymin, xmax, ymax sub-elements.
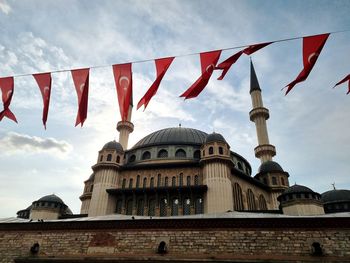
<box><xmin>254</xmin><ymin>144</ymin><xmax>276</xmax><ymax>158</ymax></box>
<box><xmin>249</xmin><ymin>107</ymin><xmax>269</xmax><ymax>121</ymax></box>
<box><xmin>117</xmin><ymin>120</ymin><xmax>134</xmax><ymax>133</ymax></box>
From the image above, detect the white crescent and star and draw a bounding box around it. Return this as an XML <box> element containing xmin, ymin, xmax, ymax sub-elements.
<box><xmin>6</xmin><ymin>90</ymin><xmax>12</xmax><ymax>100</ymax></box>
<box><xmin>307</xmin><ymin>52</ymin><xmax>319</xmax><ymax>64</ymax></box>
<box><xmin>119</xmin><ymin>76</ymin><xmax>130</xmax><ymax>90</ymax></box>
<box><xmin>43</xmin><ymin>86</ymin><xmax>50</xmax><ymax>100</ymax></box>
<box><xmin>79</xmin><ymin>83</ymin><xmax>85</xmax><ymax>93</ymax></box>
<box><xmin>206</xmin><ymin>64</ymin><xmax>215</xmax><ymax>74</ymax></box>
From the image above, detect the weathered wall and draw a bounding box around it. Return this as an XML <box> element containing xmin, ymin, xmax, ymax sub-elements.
<box><xmin>1</xmin><ymin>217</ymin><xmax>350</xmax><ymax>262</ymax></box>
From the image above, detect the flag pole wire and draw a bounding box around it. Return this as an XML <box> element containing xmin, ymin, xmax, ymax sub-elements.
<box><xmin>7</xmin><ymin>29</ymin><xmax>350</xmax><ymax>79</ymax></box>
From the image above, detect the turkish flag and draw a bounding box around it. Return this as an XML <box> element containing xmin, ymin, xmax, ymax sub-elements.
<box><xmin>71</xmin><ymin>68</ymin><xmax>89</xmax><ymax>127</ymax></box>
<box><xmin>285</xmin><ymin>33</ymin><xmax>330</xmax><ymax>95</ymax></box>
<box><xmin>216</xmin><ymin>42</ymin><xmax>272</xmax><ymax>80</ymax></box>
<box><xmin>137</xmin><ymin>57</ymin><xmax>174</xmax><ymax>110</ymax></box>
<box><xmin>0</xmin><ymin>77</ymin><xmax>17</xmax><ymax>123</ymax></box>
<box><xmin>334</xmin><ymin>74</ymin><xmax>350</xmax><ymax>94</ymax></box>
<box><xmin>33</xmin><ymin>73</ymin><xmax>52</xmax><ymax>129</ymax></box>
<box><xmin>113</xmin><ymin>63</ymin><xmax>132</xmax><ymax>121</ymax></box>
<box><xmin>180</xmin><ymin>50</ymin><xmax>221</xmax><ymax>99</ymax></box>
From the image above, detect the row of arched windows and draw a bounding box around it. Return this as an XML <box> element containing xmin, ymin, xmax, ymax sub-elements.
<box><xmin>233</xmin><ymin>183</ymin><xmax>268</xmax><ymax>211</ymax></box>
<box><xmin>100</xmin><ymin>154</ymin><xmax>121</xmax><ymax>163</ymax></box>
<box><xmin>116</xmin><ymin>197</ymin><xmax>204</xmax><ymax>216</ymax></box>
<box><xmin>121</xmin><ymin>174</ymin><xmax>200</xmax><ymax>189</ymax></box>
<box><xmin>128</xmin><ymin>149</ymin><xmax>201</xmax><ymax>163</ymax></box>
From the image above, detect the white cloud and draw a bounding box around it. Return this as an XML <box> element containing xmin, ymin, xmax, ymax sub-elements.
<box><xmin>0</xmin><ymin>0</ymin><xmax>11</xmax><ymax>14</ymax></box>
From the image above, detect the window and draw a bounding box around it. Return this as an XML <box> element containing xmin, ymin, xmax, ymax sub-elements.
<box><xmin>136</xmin><ymin>175</ymin><xmax>140</xmax><ymax>188</ymax></box>
<box><xmin>172</xmin><ymin>176</ymin><xmax>176</xmax><ymax>187</ymax></box>
<box><xmin>157</xmin><ymin>149</ymin><xmax>168</xmax><ymax>158</ymax></box>
<box><xmin>90</xmin><ymin>185</ymin><xmax>94</xmax><ymax>192</ymax></box>
<box><xmin>150</xmin><ymin>177</ymin><xmax>154</xmax><ymax>188</ymax></box>
<box><xmin>122</xmin><ymin>179</ymin><xmax>126</xmax><ymax>189</ymax></box>
<box><xmin>143</xmin><ymin>178</ymin><xmax>147</xmax><ymax>188</ymax></box>
<box><xmin>247</xmin><ymin>189</ymin><xmax>256</xmax><ymax>210</ymax></box>
<box><xmin>128</xmin><ymin>155</ymin><xmax>136</xmax><ymax>163</ymax></box>
<box><xmin>219</xmin><ymin>147</ymin><xmax>223</xmax><ymax>155</ymax></box>
<box><xmin>100</xmin><ymin>155</ymin><xmax>103</xmax><ymax>162</ymax></box>
<box><xmin>281</xmin><ymin>177</ymin><xmax>285</xmax><ymax>185</ymax></box>
<box><xmin>129</xmin><ymin>178</ymin><xmax>133</xmax><ymax>189</ymax></box>
<box><xmin>160</xmin><ymin>198</ymin><xmax>167</xmax><ymax>217</ymax></box>
<box><xmin>304</xmin><ymin>193</ymin><xmax>309</xmax><ymax>198</ymax></box>
<box><xmin>116</xmin><ymin>156</ymin><xmax>120</xmax><ymax>163</ymax></box>
<box><xmin>263</xmin><ymin>178</ymin><xmax>268</xmax><ymax>185</ymax></box>
<box><xmin>233</xmin><ymin>183</ymin><xmax>244</xmax><ymax>211</ymax></box>
<box><xmin>179</xmin><ymin>173</ymin><xmax>183</xmax><ymax>186</ymax></box>
<box><xmin>107</xmin><ymin>154</ymin><xmax>112</xmax><ymax>161</ymax></box>
<box><xmin>171</xmin><ymin>198</ymin><xmax>179</xmax><ymax>216</ymax></box>
<box><xmin>194</xmin><ymin>175</ymin><xmax>199</xmax><ymax>185</ymax></box>
<box><xmin>186</xmin><ymin>176</ymin><xmax>191</xmax><ymax>186</ymax></box>
<box><xmin>157</xmin><ymin>174</ymin><xmax>161</xmax><ymax>187</ymax></box>
<box><xmin>258</xmin><ymin>195</ymin><xmax>267</xmax><ymax>210</ymax></box>
<box><xmin>272</xmin><ymin>177</ymin><xmax>277</xmax><ymax>185</ymax></box>
<box><xmin>116</xmin><ymin>199</ymin><xmax>122</xmax><ymax>214</ymax></box>
<box><xmin>195</xmin><ymin>197</ymin><xmax>203</xmax><ymax>214</ymax></box>
<box><xmin>202</xmin><ymin>151</ymin><xmax>205</xmax><ymax>157</ymax></box>
<box><xmin>137</xmin><ymin>199</ymin><xmax>144</xmax><ymax>216</ymax></box>
<box><xmin>183</xmin><ymin>198</ymin><xmax>191</xmax><ymax>215</ymax></box>
<box><xmin>175</xmin><ymin>149</ymin><xmax>186</xmax><ymax>158</ymax></box>
<box><xmin>148</xmin><ymin>199</ymin><xmax>156</xmax><ymax>216</ymax></box>
<box><xmin>209</xmin><ymin>147</ymin><xmax>214</xmax><ymax>155</ymax></box>
<box><xmin>142</xmin><ymin>151</ymin><xmax>151</xmax><ymax>160</ymax></box>
<box><xmin>164</xmin><ymin>177</ymin><xmax>168</xmax><ymax>187</ymax></box>
<box><xmin>193</xmin><ymin>150</ymin><xmax>200</xmax><ymax>159</ymax></box>
<box><xmin>237</xmin><ymin>162</ymin><xmax>243</xmax><ymax>170</ymax></box>
<box><xmin>126</xmin><ymin>199</ymin><xmax>133</xmax><ymax>215</ymax></box>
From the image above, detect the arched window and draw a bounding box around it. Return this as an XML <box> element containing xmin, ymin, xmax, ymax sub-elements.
<box><xmin>183</xmin><ymin>198</ymin><xmax>191</xmax><ymax>215</ymax></box>
<box><xmin>137</xmin><ymin>199</ymin><xmax>144</xmax><ymax>216</ymax></box>
<box><xmin>100</xmin><ymin>155</ymin><xmax>103</xmax><ymax>162</ymax></box>
<box><xmin>186</xmin><ymin>176</ymin><xmax>191</xmax><ymax>186</ymax></box>
<box><xmin>129</xmin><ymin>178</ymin><xmax>133</xmax><ymax>189</ymax></box>
<box><xmin>179</xmin><ymin>173</ymin><xmax>183</xmax><ymax>186</ymax></box>
<box><xmin>171</xmin><ymin>198</ymin><xmax>179</xmax><ymax>216</ymax></box>
<box><xmin>237</xmin><ymin>162</ymin><xmax>243</xmax><ymax>170</ymax></box>
<box><xmin>233</xmin><ymin>183</ymin><xmax>244</xmax><ymax>211</ymax></box>
<box><xmin>219</xmin><ymin>147</ymin><xmax>223</xmax><ymax>155</ymax></box>
<box><xmin>258</xmin><ymin>195</ymin><xmax>267</xmax><ymax>210</ymax></box>
<box><xmin>157</xmin><ymin>149</ymin><xmax>168</xmax><ymax>158</ymax></box>
<box><xmin>90</xmin><ymin>184</ymin><xmax>94</xmax><ymax>192</ymax></box>
<box><xmin>143</xmin><ymin>177</ymin><xmax>147</xmax><ymax>188</ymax></box>
<box><xmin>116</xmin><ymin>156</ymin><xmax>120</xmax><ymax>163</ymax></box>
<box><xmin>116</xmin><ymin>199</ymin><xmax>122</xmax><ymax>214</ymax></box>
<box><xmin>107</xmin><ymin>154</ymin><xmax>112</xmax><ymax>161</ymax></box>
<box><xmin>160</xmin><ymin>198</ymin><xmax>167</xmax><ymax>217</ymax></box>
<box><xmin>209</xmin><ymin>147</ymin><xmax>214</xmax><ymax>155</ymax></box>
<box><xmin>172</xmin><ymin>176</ymin><xmax>176</xmax><ymax>187</ymax></box>
<box><xmin>157</xmin><ymin>174</ymin><xmax>161</xmax><ymax>187</ymax></box>
<box><xmin>272</xmin><ymin>177</ymin><xmax>277</xmax><ymax>185</ymax></box>
<box><xmin>148</xmin><ymin>199</ymin><xmax>156</xmax><ymax>216</ymax></box>
<box><xmin>194</xmin><ymin>175</ymin><xmax>199</xmax><ymax>185</ymax></box>
<box><xmin>247</xmin><ymin>189</ymin><xmax>256</xmax><ymax>210</ymax></box>
<box><xmin>164</xmin><ymin>177</ymin><xmax>168</xmax><ymax>187</ymax></box>
<box><xmin>281</xmin><ymin>177</ymin><xmax>285</xmax><ymax>185</ymax></box>
<box><xmin>122</xmin><ymin>178</ymin><xmax>126</xmax><ymax>189</ymax></box>
<box><xmin>193</xmin><ymin>150</ymin><xmax>200</xmax><ymax>159</ymax></box>
<box><xmin>202</xmin><ymin>150</ymin><xmax>205</xmax><ymax>157</ymax></box>
<box><xmin>128</xmin><ymin>155</ymin><xmax>136</xmax><ymax>163</ymax></box>
<box><xmin>136</xmin><ymin>175</ymin><xmax>140</xmax><ymax>188</ymax></box>
<box><xmin>142</xmin><ymin>151</ymin><xmax>151</xmax><ymax>160</ymax></box>
<box><xmin>150</xmin><ymin>177</ymin><xmax>154</xmax><ymax>188</ymax></box>
<box><xmin>175</xmin><ymin>149</ymin><xmax>186</xmax><ymax>158</ymax></box>
<box><xmin>195</xmin><ymin>197</ymin><xmax>203</xmax><ymax>214</ymax></box>
<box><xmin>126</xmin><ymin>199</ymin><xmax>133</xmax><ymax>215</ymax></box>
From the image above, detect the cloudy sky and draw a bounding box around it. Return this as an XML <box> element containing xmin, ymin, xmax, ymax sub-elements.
<box><xmin>0</xmin><ymin>0</ymin><xmax>349</xmax><ymax>217</ymax></box>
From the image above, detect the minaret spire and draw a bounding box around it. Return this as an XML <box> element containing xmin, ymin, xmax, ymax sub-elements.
<box><xmin>249</xmin><ymin>60</ymin><xmax>276</xmax><ymax>163</ymax></box>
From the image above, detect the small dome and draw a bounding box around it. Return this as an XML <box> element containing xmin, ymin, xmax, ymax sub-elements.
<box><xmin>38</xmin><ymin>194</ymin><xmax>65</xmax><ymax>204</ymax></box>
<box><xmin>322</xmin><ymin>189</ymin><xmax>350</xmax><ymax>203</ymax></box>
<box><xmin>258</xmin><ymin>161</ymin><xmax>283</xmax><ymax>173</ymax></box>
<box><xmin>283</xmin><ymin>184</ymin><xmax>314</xmax><ymax>195</ymax></box>
<box><xmin>205</xmin><ymin>132</ymin><xmax>227</xmax><ymax>144</ymax></box>
<box><xmin>102</xmin><ymin>140</ymin><xmax>123</xmax><ymax>152</ymax></box>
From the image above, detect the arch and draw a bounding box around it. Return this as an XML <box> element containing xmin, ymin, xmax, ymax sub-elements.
<box><xmin>171</xmin><ymin>198</ymin><xmax>179</xmax><ymax>216</ymax></box>
<box><xmin>129</xmin><ymin>178</ymin><xmax>133</xmax><ymax>189</ymax></box>
<box><xmin>179</xmin><ymin>173</ymin><xmax>183</xmax><ymax>186</ymax></box>
<box><xmin>164</xmin><ymin>177</ymin><xmax>169</xmax><ymax>187</ymax></box>
<box><xmin>159</xmin><ymin>198</ymin><xmax>167</xmax><ymax>217</ymax></box>
<box><xmin>247</xmin><ymin>189</ymin><xmax>257</xmax><ymax>210</ymax></box>
<box><xmin>233</xmin><ymin>183</ymin><xmax>244</xmax><ymax>211</ymax></box>
<box><xmin>148</xmin><ymin>199</ymin><xmax>156</xmax><ymax>216</ymax></box>
<box><xmin>186</xmin><ymin>176</ymin><xmax>191</xmax><ymax>186</ymax></box>
<box><xmin>116</xmin><ymin>199</ymin><xmax>122</xmax><ymax>214</ymax></box>
<box><xmin>143</xmin><ymin>177</ymin><xmax>147</xmax><ymax>188</ymax></box>
<box><xmin>175</xmin><ymin>149</ymin><xmax>186</xmax><ymax>158</ymax></box>
<box><xmin>137</xmin><ymin>199</ymin><xmax>144</xmax><ymax>216</ymax></box>
<box><xmin>281</xmin><ymin>177</ymin><xmax>285</xmax><ymax>185</ymax></box>
<box><xmin>258</xmin><ymin>195</ymin><xmax>267</xmax><ymax>210</ymax></box>
<box><xmin>209</xmin><ymin>147</ymin><xmax>214</xmax><ymax>155</ymax></box>
<box><xmin>219</xmin><ymin>147</ymin><xmax>223</xmax><ymax>155</ymax></box>
<box><xmin>150</xmin><ymin>177</ymin><xmax>154</xmax><ymax>188</ymax></box>
<box><xmin>128</xmin><ymin>155</ymin><xmax>136</xmax><ymax>163</ymax></box>
<box><xmin>99</xmin><ymin>155</ymin><xmax>103</xmax><ymax>162</ymax></box>
<box><xmin>116</xmin><ymin>155</ymin><xmax>120</xmax><ymax>163</ymax></box>
<box><xmin>157</xmin><ymin>149</ymin><xmax>168</xmax><ymax>158</ymax></box>
<box><xmin>195</xmin><ymin>197</ymin><xmax>203</xmax><ymax>214</ymax></box>
<box><xmin>157</xmin><ymin>174</ymin><xmax>161</xmax><ymax>187</ymax></box>
<box><xmin>126</xmin><ymin>199</ymin><xmax>133</xmax><ymax>215</ymax></box>
<box><xmin>237</xmin><ymin>162</ymin><xmax>243</xmax><ymax>170</ymax></box>
<box><xmin>136</xmin><ymin>175</ymin><xmax>140</xmax><ymax>188</ymax></box>
<box><xmin>122</xmin><ymin>178</ymin><xmax>126</xmax><ymax>189</ymax></box>
<box><xmin>107</xmin><ymin>154</ymin><xmax>112</xmax><ymax>161</ymax></box>
<box><xmin>183</xmin><ymin>198</ymin><xmax>191</xmax><ymax>215</ymax></box>
<box><xmin>172</xmin><ymin>176</ymin><xmax>176</xmax><ymax>187</ymax></box>
<box><xmin>193</xmin><ymin>150</ymin><xmax>200</xmax><ymax>159</ymax></box>
<box><xmin>142</xmin><ymin>151</ymin><xmax>151</xmax><ymax>160</ymax></box>
<box><xmin>194</xmin><ymin>175</ymin><xmax>199</xmax><ymax>185</ymax></box>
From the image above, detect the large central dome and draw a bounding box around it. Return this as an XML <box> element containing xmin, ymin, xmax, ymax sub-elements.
<box><xmin>132</xmin><ymin>127</ymin><xmax>208</xmax><ymax>149</ymax></box>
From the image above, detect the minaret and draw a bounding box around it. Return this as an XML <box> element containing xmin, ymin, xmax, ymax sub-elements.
<box><xmin>249</xmin><ymin>60</ymin><xmax>276</xmax><ymax>163</ymax></box>
<box><xmin>116</xmin><ymin>93</ymin><xmax>134</xmax><ymax>150</ymax></box>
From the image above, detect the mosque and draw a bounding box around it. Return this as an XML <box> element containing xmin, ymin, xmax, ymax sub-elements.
<box><xmin>4</xmin><ymin>62</ymin><xmax>350</xmax><ymax>262</ymax></box>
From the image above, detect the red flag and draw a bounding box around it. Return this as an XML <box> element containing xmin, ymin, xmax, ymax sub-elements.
<box><xmin>113</xmin><ymin>63</ymin><xmax>133</xmax><ymax>121</ymax></box>
<box><xmin>71</xmin><ymin>68</ymin><xmax>89</xmax><ymax>127</ymax></box>
<box><xmin>33</xmin><ymin>73</ymin><xmax>52</xmax><ymax>129</ymax></box>
<box><xmin>137</xmin><ymin>57</ymin><xmax>174</xmax><ymax>110</ymax></box>
<box><xmin>334</xmin><ymin>74</ymin><xmax>350</xmax><ymax>94</ymax></box>
<box><xmin>285</xmin><ymin>33</ymin><xmax>330</xmax><ymax>95</ymax></box>
<box><xmin>216</xmin><ymin>42</ymin><xmax>272</xmax><ymax>80</ymax></box>
<box><xmin>0</xmin><ymin>77</ymin><xmax>17</xmax><ymax>123</ymax></box>
<box><xmin>180</xmin><ymin>50</ymin><xmax>221</xmax><ymax>99</ymax></box>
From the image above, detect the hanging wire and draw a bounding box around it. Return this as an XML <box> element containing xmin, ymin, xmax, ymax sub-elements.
<box><xmin>7</xmin><ymin>29</ymin><xmax>350</xmax><ymax>79</ymax></box>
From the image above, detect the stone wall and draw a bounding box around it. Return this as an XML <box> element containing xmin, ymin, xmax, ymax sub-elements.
<box><xmin>1</xmin><ymin>217</ymin><xmax>350</xmax><ymax>262</ymax></box>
